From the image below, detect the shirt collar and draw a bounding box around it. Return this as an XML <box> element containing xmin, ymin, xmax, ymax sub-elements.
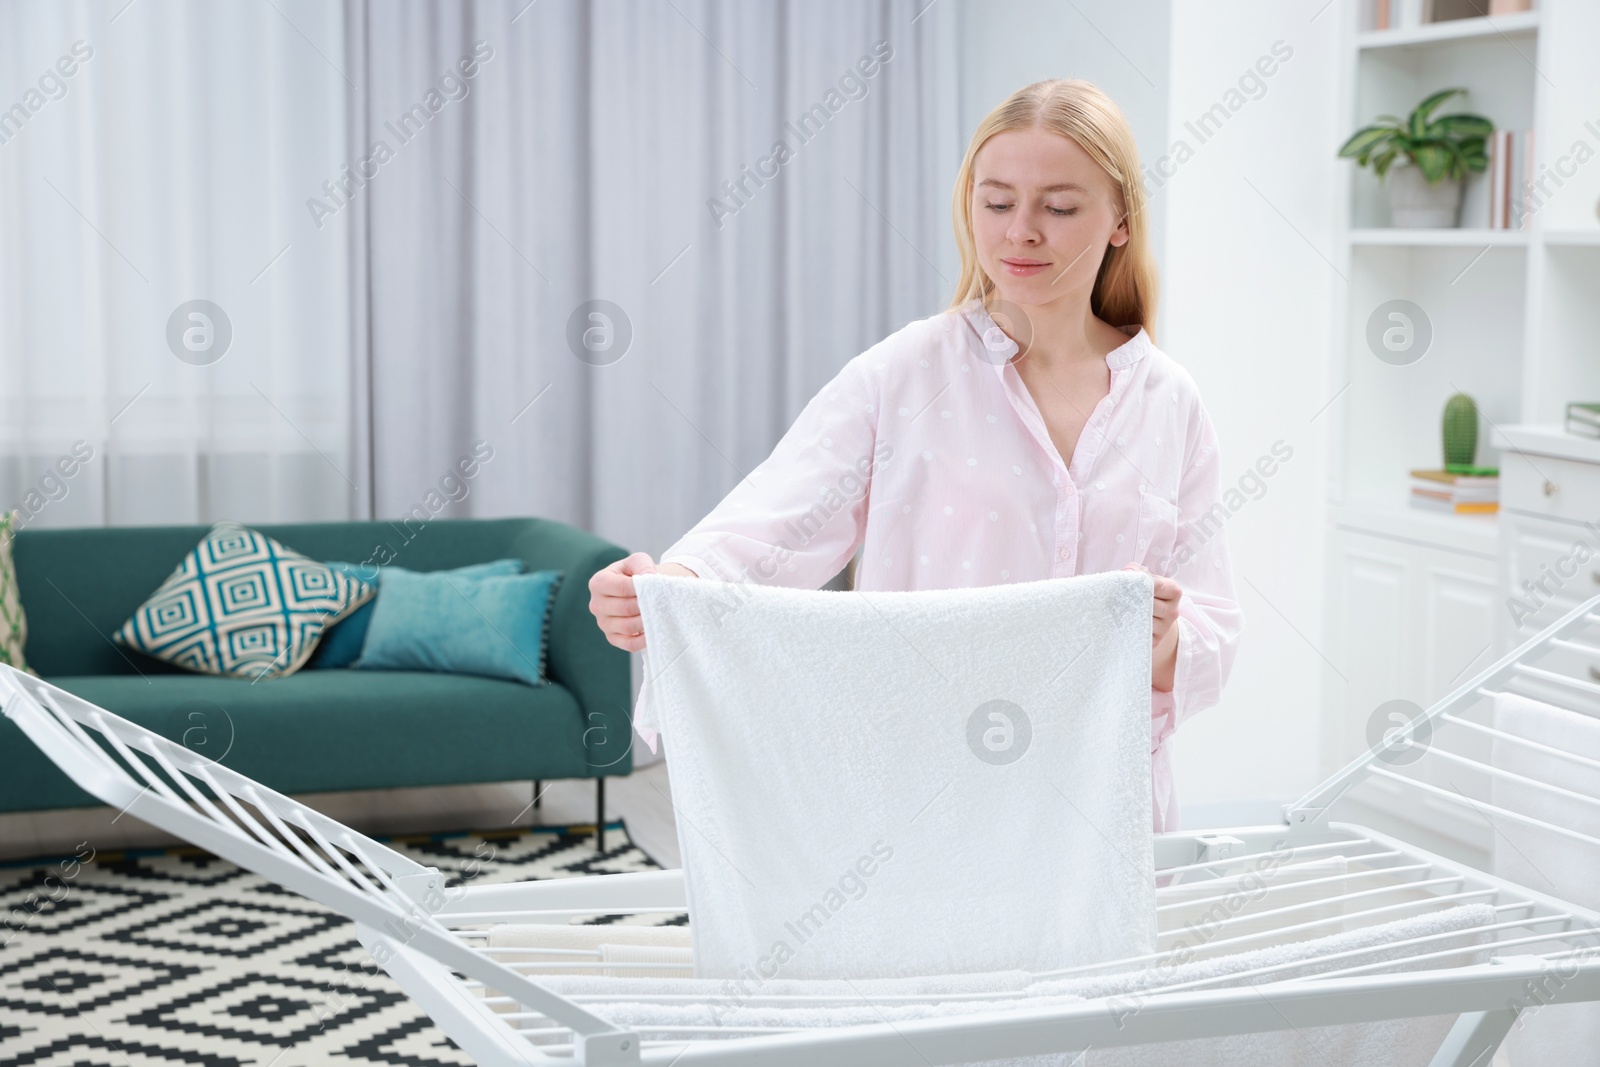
<box><xmin>957</xmin><ymin>297</ymin><xmax>1149</xmax><ymax>375</ymax></box>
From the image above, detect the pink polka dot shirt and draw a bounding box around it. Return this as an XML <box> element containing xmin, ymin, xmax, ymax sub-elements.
<box><xmin>656</xmin><ymin>298</ymin><xmax>1244</xmax><ymax>832</ymax></box>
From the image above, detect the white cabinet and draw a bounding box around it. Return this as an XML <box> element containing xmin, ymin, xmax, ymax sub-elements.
<box><xmin>1321</xmin><ymin>519</ymin><xmax>1498</xmax><ymax>777</ymax></box>
<box><xmin>1494</xmin><ymin>426</ymin><xmax>1600</xmax><ymax>654</ymax></box>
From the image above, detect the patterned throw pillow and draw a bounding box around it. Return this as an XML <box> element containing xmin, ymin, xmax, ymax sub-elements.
<box><xmin>0</xmin><ymin>510</ymin><xmax>34</xmax><ymax>675</ymax></box>
<box><xmin>114</xmin><ymin>524</ymin><xmax>375</xmax><ymax>680</ymax></box>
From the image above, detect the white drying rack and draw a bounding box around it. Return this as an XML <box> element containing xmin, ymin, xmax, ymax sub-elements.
<box><xmin>7</xmin><ymin>596</ymin><xmax>1600</xmax><ymax>1066</ymax></box>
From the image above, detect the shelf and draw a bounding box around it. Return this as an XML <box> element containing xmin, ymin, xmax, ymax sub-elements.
<box><xmin>1349</xmin><ymin>228</ymin><xmax>1530</xmax><ymax>247</ymax></box>
<box><xmin>1357</xmin><ymin>11</ymin><xmax>1539</xmax><ymax>50</ymax></box>
<box><xmin>1544</xmin><ymin>229</ymin><xmax>1600</xmax><ymax>247</ymax></box>
<box><xmin>1330</xmin><ymin>498</ymin><xmax>1498</xmax><ymax>558</ymax></box>
<box><xmin>1489</xmin><ymin>423</ymin><xmax>1600</xmax><ymax>464</ymax></box>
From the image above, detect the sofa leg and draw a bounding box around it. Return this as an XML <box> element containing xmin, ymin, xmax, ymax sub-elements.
<box><xmin>596</xmin><ymin>777</ymin><xmax>606</xmax><ymax>854</ymax></box>
<box><xmin>533</xmin><ymin>780</ymin><xmax>542</xmax><ymax>810</ymax></box>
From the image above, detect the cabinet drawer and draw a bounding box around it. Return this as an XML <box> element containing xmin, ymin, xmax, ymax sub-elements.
<box><xmin>1501</xmin><ymin>451</ymin><xmax>1600</xmax><ymax>525</ymax></box>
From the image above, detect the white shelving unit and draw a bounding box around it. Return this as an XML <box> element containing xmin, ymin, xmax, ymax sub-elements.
<box><xmin>1320</xmin><ymin>0</ymin><xmax>1600</xmax><ymax>793</ymax></box>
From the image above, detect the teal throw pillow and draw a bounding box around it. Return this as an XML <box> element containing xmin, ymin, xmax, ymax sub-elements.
<box><xmin>354</xmin><ymin>566</ymin><xmax>563</xmax><ymax>686</ymax></box>
<box><xmin>114</xmin><ymin>524</ymin><xmax>375</xmax><ymax>679</ymax></box>
<box><xmin>308</xmin><ymin>558</ymin><xmax>524</xmax><ymax>669</ymax></box>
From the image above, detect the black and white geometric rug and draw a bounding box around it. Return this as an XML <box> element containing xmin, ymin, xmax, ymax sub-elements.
<box><xmin>0</xmin><ymin>822</ymin><xmax>673</xmax><ymax>1066</ymax></box>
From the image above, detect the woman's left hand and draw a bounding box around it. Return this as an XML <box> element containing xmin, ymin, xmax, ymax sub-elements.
<box><xmin>1123</xmin><ymin>562</ymin><xmax>1182</xmax><ymax>692</ymax></box>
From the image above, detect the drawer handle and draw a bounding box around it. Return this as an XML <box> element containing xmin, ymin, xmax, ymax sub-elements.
<box><xmin>1544</xmin><ymin>480</ymin><xmax>1559</xmax><ymax>497</ymax></box>
<box><xmin>1592</xmin><ymin>665</ymin><xmax>1600</xmax><ymax>682</ymax></box>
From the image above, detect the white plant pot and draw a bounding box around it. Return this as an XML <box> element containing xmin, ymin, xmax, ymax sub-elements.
<box><xmin>1387</xmin><ymin>162</ymin><xmax>1464</xmax><ymax>228</ymax></box>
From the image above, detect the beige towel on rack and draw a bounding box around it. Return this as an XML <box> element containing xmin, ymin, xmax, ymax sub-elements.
<box><xmin>632</xmin><ymin>570</ymin><xmax>1157</xmax><ymax>982</ymax></box>
<box><xmin>515</xmin><ymin>903</ymin><xmax>1497</xmax><ymax>1067</ymax></box>
<box><xmin>1490</xmin><ymin>690</ymin><xmax>1600</xmax><ymax>1067</ymax></box>
<box><xmin>486</xmin><ymin>922</ymin><xmax>693</xmax><ymax>976</ymax></box>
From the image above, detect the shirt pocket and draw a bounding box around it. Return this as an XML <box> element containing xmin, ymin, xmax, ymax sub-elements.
<box><xmin>1135</xmin><ymin>486</ymin><xmax>1181</xmax><ymax>573</ymax></box>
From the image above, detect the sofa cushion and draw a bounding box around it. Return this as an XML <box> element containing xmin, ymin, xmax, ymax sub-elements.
<box><xmin>355</xmin><ymin>566</ymin><xmax>561</xmax><ymax>686</ymax></box>
<box><xmin>112</xmin><ymin>525</ymin><xmax>375</xmax><ymax>680</ymax></box>
<box><xmin>0</xmin><ymin>510</ymin><xmax>31</xmax><ymax>674</ymax></box>
<box><xmin>309</xmin><ymin>558</ymin><xmax>525</xmax><ymax>670</ymax></box>
<box><xmin>0</xmin><ymin>671</ymin><xmax>611</xmax><ymax>812</ymax></box>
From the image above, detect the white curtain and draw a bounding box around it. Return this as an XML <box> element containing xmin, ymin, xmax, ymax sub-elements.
<box><xmin>0</xmin><ymin>0</ymin><xmax>355</xmax><ymax>529</ymax></box>
<box><xmin>350</xmin><ymin>0</ymin><xmax>944</xmax><ymax>560</ymax></box>
<box><xmin>2</xmin><ymin>0</ymin><xmax>945</xmax><ymax>561</ymax></box>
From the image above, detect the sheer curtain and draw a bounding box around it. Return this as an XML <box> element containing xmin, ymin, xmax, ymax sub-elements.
<box><xmin>2</xmin><ymin>0</ymin><xmax>946</xmax><ymax>562</ymax></box>
<box><xmin>0</xmin><ymin>0</ymin><xmax>355</xmax><ymax>529</ymax></box>
<box><xmin>348</xmin><ymin>0</ymin><xmax>945</xmax><ymax>560</ymax></box>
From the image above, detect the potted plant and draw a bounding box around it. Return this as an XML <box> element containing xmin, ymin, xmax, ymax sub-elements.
<box><xmin>1338</xmin><ymin>88</ymin><xmax>1493</xmax><ymax>228</ymax></box>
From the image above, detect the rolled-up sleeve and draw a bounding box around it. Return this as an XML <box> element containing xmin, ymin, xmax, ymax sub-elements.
<box><xmin>1152</xmin><ymin>404</ymin><xmax>1244</xmax><ymax>754</ymax></box>
<box><xmin>660</xmin><ymin>355</ymin><xmax>883</xmax><ymax>591</ymax></box>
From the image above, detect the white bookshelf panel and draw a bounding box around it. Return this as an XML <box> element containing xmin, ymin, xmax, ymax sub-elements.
<box><xmin>1534</xmin><ymin>244</ymin><xmax>1600</xmax><ymax>421</ymax></box>
<box><xmin>1342</xmin><ymin>243</ymin><xmax>1525</xmax><ymax>508</ymax></box>
<box><xmin>1530</xmin><ymin>0</ymin><xmax>1600</xmax><ymax>231</ymax></box>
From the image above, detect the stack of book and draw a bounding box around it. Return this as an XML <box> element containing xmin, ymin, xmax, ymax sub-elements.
<box><xmin>1410</xmin><ymin>467</ymin><xmax>1499</xmax><ymax>514</ymax></box>
<box><xmin>1566</xmin><ymin>402</ymin><xmax>1600</xmax><ymax>439</ymax></box>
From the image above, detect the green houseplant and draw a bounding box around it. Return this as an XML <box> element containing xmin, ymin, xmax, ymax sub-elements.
<box><xmin>1338</xmin><ymin>88</ymin><xmax>1493</xmax><ymax>229</ymax></box>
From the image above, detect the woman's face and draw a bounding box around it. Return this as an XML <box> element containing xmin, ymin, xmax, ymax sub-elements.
<box><xmin>970</xmin><ymin>125</ymin><xmax>1129</xmax><ymax>311</ymax></box>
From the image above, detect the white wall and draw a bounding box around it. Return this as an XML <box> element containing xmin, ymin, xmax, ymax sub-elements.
<box><xmin>1159</xmin><ymin>2</ymin><xmax>1341</xmax><ymax>826</ymax></box>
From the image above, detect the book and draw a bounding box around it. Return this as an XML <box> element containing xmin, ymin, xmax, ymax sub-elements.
<box><xmin>1410</xmin><ymin>493</ymin><xmax>1499</xmax><ymax>515</ymax></box>
<box><xmin>1409</xmin><ymin>467</ymin><xmax>1500</xmax><ymax>486</ymax></box>
<box><xmin>1565</xmin><ymin>402</ymin><xmax>1600</xmax><ymax>437</ymax></box>
<box><xmin>1412</xmin><ymin>484</ymin><xmax>1499</xmax><ymax>504</ymax></box>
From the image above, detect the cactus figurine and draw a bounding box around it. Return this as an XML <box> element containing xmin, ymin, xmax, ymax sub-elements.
<box><xmin>1442</xmin><ymin>393</ymin><xmax>1478</xmax><ymax>469</ymax></box>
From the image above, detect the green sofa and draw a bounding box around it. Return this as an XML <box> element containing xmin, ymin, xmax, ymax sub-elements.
<box><xmin>1</xmin><ymin>518</ymin><xmax>633</xmax><ymax>834</ymax></box>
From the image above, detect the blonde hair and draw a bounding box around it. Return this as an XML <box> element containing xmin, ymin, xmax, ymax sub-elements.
<box><xmin>947</xmin><ymin>79</ymin><xmax>1158</xmax><ymax>342</ymax></box>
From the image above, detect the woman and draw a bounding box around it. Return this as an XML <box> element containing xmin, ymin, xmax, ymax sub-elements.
<box><xmin>589</xmin><ymin>78</ymin><xmax>1242</xmax><ymax>832</ymax></box>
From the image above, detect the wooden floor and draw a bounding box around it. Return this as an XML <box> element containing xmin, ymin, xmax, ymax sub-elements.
<box><xmin>0</xmin><ymin>754</ymin><xmax>683</xmax><ymax>868</ymax></box>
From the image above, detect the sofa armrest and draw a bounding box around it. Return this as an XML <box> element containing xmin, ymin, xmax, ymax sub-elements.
<box><xmin>513</xmin><ymin>520</ymin><xmax>632</xmax><ymax>776</ymax></box>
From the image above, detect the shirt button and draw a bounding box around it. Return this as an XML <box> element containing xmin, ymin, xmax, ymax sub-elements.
<box><xmin>1058</xmin><ymin>548</ymin><xmax>1070</xmax><ymax>561</ymax></box>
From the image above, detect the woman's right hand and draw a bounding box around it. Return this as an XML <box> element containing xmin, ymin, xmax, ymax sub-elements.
<box><xmin>588</xmin><ymin>552</ymin><xmax>697</xmax><ymax>651</ymax></box>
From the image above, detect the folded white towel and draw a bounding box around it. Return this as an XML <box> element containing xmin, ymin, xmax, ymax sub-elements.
<box><xmin>631</xmin><ymin>570</ymin><xmax>1157</xmax><ymax>982</ymax></box>
<box><xmin>1491</xmin><ymin>690</ymin><xmax>1600</xmax><ymax>1066</ymax></box>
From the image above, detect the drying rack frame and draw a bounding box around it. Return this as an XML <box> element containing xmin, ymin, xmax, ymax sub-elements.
<box><xmin>8</xmin><ymin>595</ymin><xmax>1600</xmax><ymax>1065</ymax></box>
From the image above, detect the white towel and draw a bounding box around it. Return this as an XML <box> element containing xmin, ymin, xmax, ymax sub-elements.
<box><xmin>485</xmin><ymin>922</ymin><xmax>694</xmax><ymax>977</ymax></box>
<box><xmin>1078</xmin><ymin>903</ymin><xmax>1498</xmax><ymax>1066</ymax></box>
<box><xmin>1490</xmin><ymin>690</ymin><xmax>1600</xmax><ymax>1065</ymax></box>
<box><xmin>631</xmin><ymin>570</ymin><xmax>1157</xmax><ymax>982</ymax></box>
<box><xmin>1154</xmin><ymin>855</ymin><xmax>1350</xmax><ymax>951</ymax></box>
<box><xmin>496</xmin><ymin>903</ymin><xmax>1496</xmax><ymax>1067</ymax></box>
